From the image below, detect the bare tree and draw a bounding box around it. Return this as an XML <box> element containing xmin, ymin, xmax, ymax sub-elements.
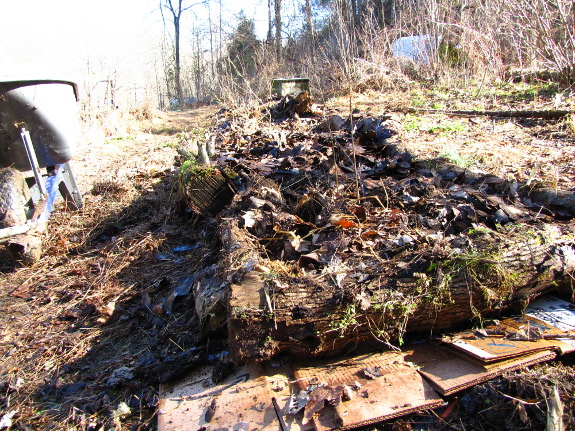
<box><xmin>274</xmin><ymin>0</ymin><xmax>282</xmax><ymax>59</ymax></box>
<box><xmin>304</xmin><ymin>0</ymin><xmax>315</xmax><ymax>55</ymax></box>
<box><xmin>268</xmin><ymin>0</ymin><xmax>274</xmax><ymax>42</ymax></box>
<box><xmin>160</xmin><ymin>0</ymin><xmax>204</xmax><ymax>107</ymax></box>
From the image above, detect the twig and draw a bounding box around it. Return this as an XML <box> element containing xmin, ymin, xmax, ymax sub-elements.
<box><xmin>498</xmin><ymin>392</ymin><xmax>543</xmax><ymax>406</ymax></box>
<box><xmin>349</xmin><ymin>88</ymin><xmax>361</xmax><ymax>199</ymax></box>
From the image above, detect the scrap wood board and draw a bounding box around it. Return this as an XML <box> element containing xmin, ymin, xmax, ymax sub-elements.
<box><xmin>158</xmin><ymin>352</ymin><xmax>445</xmax><ymax>431</ymax></box>
<box><xmin>403</xmin><ymin>343</ymin><xmax>556</xmax><ymax>396</ymax></box>
<box><xmin>448</xmin><ymin>295</ymin><xmax>575</xmax><ymax>361</ymax></box>
<box><xmin>158</xmin><ymin>363</ymin><xmax>302</xmax><ymax>431</ymax></box>
<box><xmin>292</xmin><ymin>351</ymin><xmax>445</xmax><ymax>431</ymax></box>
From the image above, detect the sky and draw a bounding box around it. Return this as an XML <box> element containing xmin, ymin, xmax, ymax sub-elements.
<box><xmin>0</xmin><ymin>0</ymin><xmax>273</xmax><ymax>105</ymax></box>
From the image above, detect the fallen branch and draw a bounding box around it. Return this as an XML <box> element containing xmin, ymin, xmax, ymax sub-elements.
<box><xmin>404</xmin><ymin>108</ymin><xmax>571</xmax><ymax>119</ymax></box>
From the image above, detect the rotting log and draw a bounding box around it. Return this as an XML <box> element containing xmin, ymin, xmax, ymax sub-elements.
<box><xmin>227</xmin><ymin>223</ymin><xmax>575</xmax><ymax>363</ymax></box>
<box><xmin>193</xmin><ymin>219</ymin><xmax>263</xmax><ymax>334</ymax></box>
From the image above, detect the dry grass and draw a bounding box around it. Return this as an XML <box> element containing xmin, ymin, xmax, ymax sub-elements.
<box><xmin>327</xmin><ymin>82</ymin><xmax>575</xmax><ymax>191</ymax></box>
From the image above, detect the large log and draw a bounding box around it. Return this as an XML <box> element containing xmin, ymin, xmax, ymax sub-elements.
<box><xmin>227</xmin><ymin>222</ymin><xmax>575</xmax><ymax>362</ymax></box>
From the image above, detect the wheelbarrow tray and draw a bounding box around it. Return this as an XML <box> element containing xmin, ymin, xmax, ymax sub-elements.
<box><xmin>0</xmin><ymin>80</ymin><xmax>79</xmax><ymax>171</ymax></box>
<box><xmin>0</xmin><ymin>80</ymin><xmax>82</xmax><ymax>261</ymax></box>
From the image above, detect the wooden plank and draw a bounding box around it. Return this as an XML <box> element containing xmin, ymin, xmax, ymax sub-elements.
<box><xmin>403</xmin><ymin>343</ymin><xmax>556</xmax><ymax>396</ymax></box>
<box><xmin>229</xmin><ymin>272</ymin><xmax>267</xmax><ymax>312</ymax></box>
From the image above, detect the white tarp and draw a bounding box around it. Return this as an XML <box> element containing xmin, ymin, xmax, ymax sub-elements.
<box><xmin>392</xmin><ymin>35</ymin><xmax>440</xmax><ymax>64</ymax></box>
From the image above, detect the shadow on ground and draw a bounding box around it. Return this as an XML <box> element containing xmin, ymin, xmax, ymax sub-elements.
<box><xmin>0</xmin><ymin>170</ymin><xmax>225</xmax><ymax>430</ymax></box>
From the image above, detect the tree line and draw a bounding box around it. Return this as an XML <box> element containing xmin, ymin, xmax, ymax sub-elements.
<box><xmin>158</xmin><ymin>0</ymin><xmax>574</xmax><ymax>108</ymax></box>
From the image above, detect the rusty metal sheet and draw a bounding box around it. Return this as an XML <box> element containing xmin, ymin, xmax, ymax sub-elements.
<box><xmin>403</xmin><ymin>343</ymin><xmax>556</xmax><ymax>396</ymax></box>
<box><xmin>158</xmin><ymin>363</ymin><xmax>302</xmax><ymax>431</ymax></box>
<box><xmin>448</xmin><ymin>295</ymin><xmax>575</xmax><ymax>362</ymax></box>
<box><xmin>293</xmin><ymin>351</ymin><xmax>444</xmax><ymax>430</ymax></box>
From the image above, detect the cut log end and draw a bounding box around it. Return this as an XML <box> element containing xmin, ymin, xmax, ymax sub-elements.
<box><xmin>178</xmin><ymin>166</ymin><xmax>235</xmax><ymax>217</ymax></box>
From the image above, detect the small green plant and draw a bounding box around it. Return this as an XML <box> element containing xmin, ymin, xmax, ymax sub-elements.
<box><xmin>179</xmin><ymin>158</ymin><xmax>215</xmax><ymax>182</ymax></box>
<box><xmin>330</xmin><ymin>304</ymin><xmax>359</xmax><ymax>337</ymax></box>
<box><xmin>437</xmin><ymin>148</ymin><xmax>474</xmax><ymax>168</ymax></box>
<box><xmin>490</xmin><ymin>82</ymin><xmax>559</xmax><ymax>102</ymax></box>
<box><xmin>410</xmin><ymin>90</ymin><xmax>427</xmax><ymax>107</ymax></box>
<box><xmin>468</xmin><ymin>226</ymin><xmax>496</xmax><ymax>236</ymax></box>
<box><xmin>104</xmin><ymin>135</ymin><xmax>135</xmax><ymax>144</ymax></box>
<box><xmin>370</xmin><ymin>292</ymin><xmax>419</xmax><ymax>346</ymax></box>
<box><xmin>427</xmin><ymin>120</ymin><xmax>467</xmax><ymax>134</ymax></box>
<box><xmin>412</xmin><ymin>96</ymin><xmax>426</xmax><ymax>107</ymax></box>
<box><xmin>403</xmin><ymin>114</ymin><xmax>422</xmax><ymax>131</ymax></box>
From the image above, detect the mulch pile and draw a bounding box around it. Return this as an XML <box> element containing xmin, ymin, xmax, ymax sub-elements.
<box><xmin>1</xmin><ymin>94</ymin><xmax>574</xmax><ymax>430</ymax></box>
<box><xmin>177</xmin><ymin>95</ymin><xmax>575</xmax><ymax>359</ymax></box>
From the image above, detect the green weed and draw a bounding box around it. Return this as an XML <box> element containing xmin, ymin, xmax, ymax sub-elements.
<box><xmin>330</xmin><ymin>304</ymin><xmax>359</xmax><ymax>337</ymax></box>
<box><xmin>403</xmin><ymin>114</ymin><xmax>423</xmax><ymax>131</ymax></box>
<box><xmin>427</xmin><ymin>120</ymin><xmax>467</xmax><ymax>134</ymax></box>
<box><xmin>104</xmin><ymin>135</ymin><xmax>135</xmax><ymax>144</ymax></box>
<box><xmin>437</xmin><ymin>148</ymin><xmax>474</xmax><ymax>168</ymax></box>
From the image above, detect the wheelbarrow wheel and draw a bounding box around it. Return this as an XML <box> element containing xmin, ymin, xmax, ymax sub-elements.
<box><xmin>0</xmin><ymin>168</ymin><xmax>30</xmax><ymax>228</ymax></box>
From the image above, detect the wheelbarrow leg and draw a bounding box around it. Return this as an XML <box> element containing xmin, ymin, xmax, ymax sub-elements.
<box><xmin>20</xmin><ymin>128</ymin><xmax>46</xmax><ymax>196</ymax></box>
<box><xmin>58</xmin><ymin>162</ymin><xmax>83</xmax><ymax>210</ymax></box>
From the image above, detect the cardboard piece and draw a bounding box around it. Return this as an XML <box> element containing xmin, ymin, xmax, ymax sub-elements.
<box><xmin>158</xmin><ymin>353</ymin><xmax>444</xmax><ymax>431</ymax></box>
<box><xmin>403</xmin><ymin>343</ymin><xmax>556</xmax><ymax>396</ymax></box>
<box><xmin>448</xmin><ymin>295</ymin><xmax>575</xmax><ymax>361</ymax></box>
<box><xmin>158</xmin><ymin>363</ymin><xmax>303</xmax><ymax>431</ymax></box>
<box><xmin>293</xmin><ymin>351</ymin><xmax>445</xmax><ymax>430</ymax></box>
<box><xmin>525</xmin><ymin>295</ymin><xmax>575</xmax><ymax>351</ymax></box>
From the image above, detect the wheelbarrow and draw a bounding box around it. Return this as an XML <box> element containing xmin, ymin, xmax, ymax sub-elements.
<box><xmin>0</xmin><ymin>80</ymin><xmax>83</xmax><ymax>263</ymax></box>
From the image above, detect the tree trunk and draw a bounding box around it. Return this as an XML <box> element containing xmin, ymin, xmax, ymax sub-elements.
<box><xmin>274</xmin><ymin>0</ymin><xmax>282</xmax><ymax>60</ymax></box>
<box><xmin>304</xmin><ymin>0</ymin><xmax>314</xmax><ymax>56</ymax></box>
<box><xmin>267</xmin><ymin>0</ymin><xmax>273</xmax><ymax>43</ymax></box>
<box><xmin>227</xmin><ymin>223</ymin><xmax>575</xmax><ymax>363</ymax></box>
<box><xmin>207</xmin><ymin>1</ymin><xmax>215</xmax><ymax>76</ymax></box>
<box><xmin>174</xmin><ymin>13</ymin><xmax>184</xmax><ymax>107</ymax></box>
<box><xmin>383</xmin><ymin>0</ymin><xmax>396</xmax><ymax>26</ymax></box>
<box><xmin>162</xmin><ymin>0</ymin><xmax>187</xmax><ymax>107</ymax></box>
<box><xmin>351</xmin><ymin>0</ymin><xmax>358</xmax><ymax>28</ymax></box>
